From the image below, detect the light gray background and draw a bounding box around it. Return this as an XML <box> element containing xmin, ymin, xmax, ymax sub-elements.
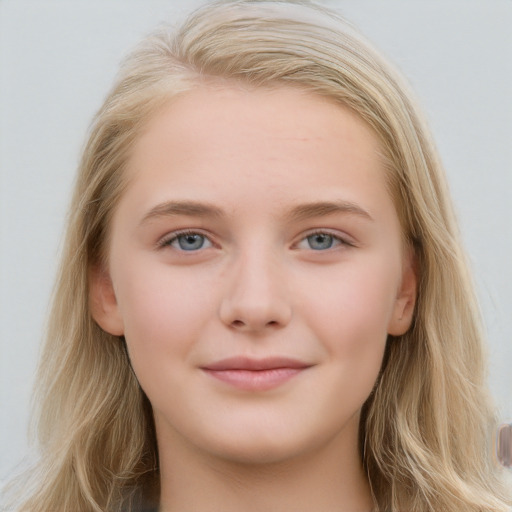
<box><xmin>1</xmin><ymin>0</ymin><xmax>511</xmax><ymax>481</ymax></box>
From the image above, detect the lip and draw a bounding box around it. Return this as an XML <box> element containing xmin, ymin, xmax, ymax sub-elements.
<box><xmin>201</xmin><ymin>356</ymin><xmax>312</xmax><ymax>391</ymax></box>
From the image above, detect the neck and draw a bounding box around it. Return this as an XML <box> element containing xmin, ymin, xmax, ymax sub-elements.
<box><xmin>157</xmin><ymin>422</ymin><xmax>374</xmax><ymax>512</ymax></box>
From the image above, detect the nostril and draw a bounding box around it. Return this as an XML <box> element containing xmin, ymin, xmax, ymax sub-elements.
<box><xmin>230</xmin><ymin>319</ymin><xmax>280</xmax><ymax>330</ymax></box>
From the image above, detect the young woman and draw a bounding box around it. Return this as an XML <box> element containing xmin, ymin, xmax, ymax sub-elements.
<box><xmin>6</xmin><ymin>1</ymin><xmax>511</xmax><ymax>511</ymax></box>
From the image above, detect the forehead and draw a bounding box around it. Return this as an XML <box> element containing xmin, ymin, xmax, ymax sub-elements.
<box><xmin>120</xmin><ymin>84</ymin><xmax>394</xmax><ymax>223</ymax></box>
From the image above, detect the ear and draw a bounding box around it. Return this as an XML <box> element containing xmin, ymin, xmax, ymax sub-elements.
<box><xmin>89</xmin><ymin>264</ymin><xmax>124</xmax><ymax>336</ymax></box>
<box><xmin>387</xmin><ymin>246</ymin><xmax>418</xmax><ymax>336</ymax></box>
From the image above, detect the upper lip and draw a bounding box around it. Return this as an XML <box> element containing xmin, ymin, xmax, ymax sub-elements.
<box><xmin>201</xmin><ymin>356</ymin><xmax>312</xmax><ymax>371</ymax></box>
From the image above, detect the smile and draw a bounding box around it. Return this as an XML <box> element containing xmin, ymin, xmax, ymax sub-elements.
<box><xmin>201</xmin><ymin>357</ymin><xmax>312</xmax><ymax>391</ymax></box>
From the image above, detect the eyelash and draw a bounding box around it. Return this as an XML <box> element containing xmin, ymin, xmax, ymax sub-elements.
<box><xmin>158</xmin><ymin>229</ymin><xmax>352</xmax><ymax>253</ymax></box>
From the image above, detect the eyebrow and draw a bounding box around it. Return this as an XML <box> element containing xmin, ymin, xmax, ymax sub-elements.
<box><xmin>140</xmin><ymin>200</ymin><xmax>224</xmax><ymax>225</ymax></box>
<box><xmin>287</xmin><ymin>201</ymin><xmax>374</xmax><ymax>222</ymax></box>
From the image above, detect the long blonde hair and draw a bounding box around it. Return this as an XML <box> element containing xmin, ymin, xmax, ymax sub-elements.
<box><xmin>7</xmin><ymin>1</ymin><xmax>511</xmax><ymax>510</ymax></box>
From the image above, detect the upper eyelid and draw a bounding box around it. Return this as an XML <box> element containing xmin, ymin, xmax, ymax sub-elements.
<box><xmin>294</xmin><ymin>228</ymin><xmax>353</xmax><ymax>245</ymax></box>
<box><xmin>301</xmin><ymin>228</ymin><xmax>347</xmax><ymax>237</ymax></box>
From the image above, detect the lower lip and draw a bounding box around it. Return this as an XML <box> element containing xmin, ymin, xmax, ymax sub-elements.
<box><xmin>202</xmin><ymin>368</ymin><xmax>305</xmax><ymax>391</ymax></box>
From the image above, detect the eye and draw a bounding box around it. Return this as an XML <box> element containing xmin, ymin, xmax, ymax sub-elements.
<box><xmin>162</xmin><ymin>231</ymin><xmax>213</xmax><ymax>251</ymax></box>
<box><xmin>296</xmin><ymin>231</ymin><xmax>347</xmax><ymax>251</ymax></box>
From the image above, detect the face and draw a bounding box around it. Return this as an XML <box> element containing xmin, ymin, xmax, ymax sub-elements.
<box><xmin>91</xmin><ymin>85</ymin><xmax>416</xmax><ymax>465</ymax></box>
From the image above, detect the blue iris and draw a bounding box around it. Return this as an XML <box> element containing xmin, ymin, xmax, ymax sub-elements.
<box><xmin>307</xmin><ymin>233</ymin><xmax>335</xmax><ymax>250</ymax></box>
<box><xmin>176</xmin><ymin>233</ymin><xmax>206</xmax><ymax>251</ymax></box>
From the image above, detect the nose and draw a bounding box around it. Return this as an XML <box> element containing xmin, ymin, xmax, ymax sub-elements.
<box><xmin>219</xmin><ymin>248</ymin><xmax>292</xmax><ymax>333</ymax></box>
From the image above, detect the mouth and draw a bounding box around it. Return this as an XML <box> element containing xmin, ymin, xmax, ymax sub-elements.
<box><xmin>200</xmin><ymin>356</ymin><xmax>312</xmax><ymax>391</ymax></box>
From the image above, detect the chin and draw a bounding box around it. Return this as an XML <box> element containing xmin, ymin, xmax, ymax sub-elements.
<box><xmin>212</xmin><ymin>440</ymin><xmax>306</xmax><ymax>466</ymax></box>
<box><xmin>198</xmin><ymin>423</ymin><xmax>338</xmax><ymax>467</ymax></box>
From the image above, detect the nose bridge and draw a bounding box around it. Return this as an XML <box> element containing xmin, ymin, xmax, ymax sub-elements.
<box><xmin>219</xmin><ymin>239</ymin><xmax>292</xmax><ymax>331</ymax></box>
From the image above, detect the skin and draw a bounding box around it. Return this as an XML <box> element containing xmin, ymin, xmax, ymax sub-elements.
<box><xmin>91</xmin><ymin>85</ymin><xmax>417</xmax><ymax>512</ymax></box>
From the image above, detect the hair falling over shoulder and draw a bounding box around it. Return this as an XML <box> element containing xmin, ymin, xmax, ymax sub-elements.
<box><xmin>4</xmin><ymin>1</ymin><xmax>511</xmax><ymax>511</ymax></box>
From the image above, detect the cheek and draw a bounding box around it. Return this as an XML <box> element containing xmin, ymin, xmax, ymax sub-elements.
<box><xmin>112</xmin><ymin>259</ymin><xmax>218</xmax><ymax>372</ymax></box>
<box><xmin>298</xmin><ymin>255</ymin><xmax>399</xmax><ymax>363</ymax></box>
<box><xmin>309</xmin><ymin>267</ymin><xmax>393</xmax><ymax>417</ymax></box>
